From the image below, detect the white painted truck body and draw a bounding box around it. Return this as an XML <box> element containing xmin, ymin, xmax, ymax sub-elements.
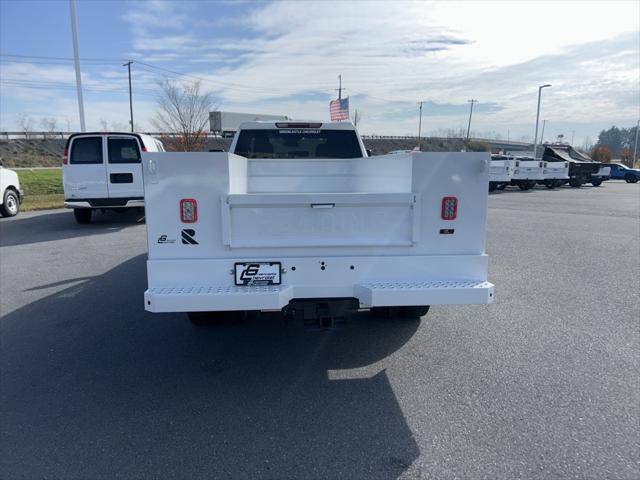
<box><xmin>511</xmin><ymin>157</ymin><xmax>545</xmax><ymax>181</ymax></box>
<box><xmin>542</xmin><ymin>161</ymin><xmax>570</xmax><ymax>180</ymax></box>
<box><xmin>489</xmin><ymin>157</ymin><xmax>513</xmax><ymax>183</ymax></box>
<box><xmin>142</xmin><ymin>122</ymin><xmax>494</xmax><ymax>314</ymax></box>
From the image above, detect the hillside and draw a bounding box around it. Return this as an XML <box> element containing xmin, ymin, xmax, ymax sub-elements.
<box><xmin>0</xmin><ymin>136</ymin><xmax>466</xmax><ymax>168</ymax></box>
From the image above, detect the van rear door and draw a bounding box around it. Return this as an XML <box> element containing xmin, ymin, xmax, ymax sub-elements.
<box><xmin>64</xmin><ymin>135</ymin><xmax>108</xmax><ymax>200</ymax></box>
<box><xmin>105</xmin><ymin>135</ymin><xmax>143</xmax><ymax>199</ymax></box>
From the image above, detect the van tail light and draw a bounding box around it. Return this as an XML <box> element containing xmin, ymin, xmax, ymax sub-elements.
<box><xmin>441</xmin><ymin>196</ymin><xmax>458</xmax><ymax>220</ymax></box>
<box><xmin>180</xmin><ymin>198</ymin><xmax>197</xmax><ymax>223</ymax></box>
<box><xmin>63</xmin><ymin>147</ymin><xmax>68</xmax><ymax>165</ymax></box>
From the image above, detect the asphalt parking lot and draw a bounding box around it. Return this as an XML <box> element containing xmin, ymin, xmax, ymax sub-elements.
<box><xmin>1</xmin><ymin>182</ymin><xmax>638</xmax><ymax>480</ymax></box>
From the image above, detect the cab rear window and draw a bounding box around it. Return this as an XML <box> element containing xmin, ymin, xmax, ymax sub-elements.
<box><xmin>234</xmin><ymin>129</ymin><xmax>363</xmax><ymax>159</ymax></box>
<box><xmin>108</xmin><ymin>138</ymin><xmax>141</xmax><ymax>164</ymax></box>
<box><xmin>70</xmin><ymin>137</ymin><xmax>103</xmax><ymax>164</ymax></box>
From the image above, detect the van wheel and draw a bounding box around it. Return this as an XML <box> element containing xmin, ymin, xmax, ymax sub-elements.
<box><xmin>0</xmin><ymin>189</ymin><xmax>20</xmax><ymax>217</ymax></box>
<box><xmin>569</xmin><ymin>178</ymin><xmax>582</xmax><ymax>188</ymax></box>
<box><xmin>591</xmin><ymin>179</ymin><xmax>602</xmax><ymax>187</ymax></box>
<box><xmin>187</xmin><ymin>311</ymin><xmax>246</xmax><ymax>325</ymax></box>
<box><xmin>73</xmin><ymin>208</ymin><xmax>92</xmax><ymax>224</ymax></box>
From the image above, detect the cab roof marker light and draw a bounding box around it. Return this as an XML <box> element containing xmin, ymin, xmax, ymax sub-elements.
<box><xmin>180</xmin><ymin>198</ymin><xmax>197</xmax><ymax>223</ymax></box>
<box><xmin>275</xmin><ymin>122</ymin><xmax>322</xmax><ymax>129</ymax></box>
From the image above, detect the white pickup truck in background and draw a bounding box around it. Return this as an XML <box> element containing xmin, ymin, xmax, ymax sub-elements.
<box><xmin>142</xmin><ymin>121</ymin><xmax>495</xmax><ymax>325</ymax></box>
<box><xmin>0</xmin><ymin>162</ymin><xmax>23</xmax><ymax>217</ymax></box>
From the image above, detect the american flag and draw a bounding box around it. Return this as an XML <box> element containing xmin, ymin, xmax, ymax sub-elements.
<box><xmin>329</xmin><ymin>97</ymin><xmax>349</xmax><ymax>121</ymax></box>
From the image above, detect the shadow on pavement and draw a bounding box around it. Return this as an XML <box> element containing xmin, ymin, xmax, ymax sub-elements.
<box><xmin>0</xmin><ymin>209</ymin><xmax>144</xmax><ymax>247</ymax></box>
<box><xmin>1</xmin><ymin>254</ymin><xmax>421</xmax><ymax>479</ymax></box>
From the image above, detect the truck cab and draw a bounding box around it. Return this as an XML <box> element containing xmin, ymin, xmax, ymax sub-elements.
<box><xmin>63</xmin><ymin>132</ymin><xmax>164</xmax><ymax>224</ymax></box>
<box><xmin>142</xmin><ymin>121</ymin><xmax>494</xmax><ymax>325</ymax></box>
<box><xmin>229</xmin><ymin>121</ymin><xmax>368</xmax><ymax>159</ymax></box>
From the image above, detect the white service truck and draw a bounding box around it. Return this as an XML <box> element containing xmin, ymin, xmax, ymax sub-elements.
<box><xmin>539</xmin><ymin>160</ymin><xmax>570</xmax><ymax>189</ymax></box>
<box><xmin>510</xmin><ymin>156</ymin><xmax>545</xmax><ymax>190</ymax></box>
<box><xmin>142</xmin><ymin>121</ymin><xmax>495</xmax><ymax>325</ymax></box>
<box><xmin>489</xmin><ymin>154</ymin><xmax>514</xmax><ymax>191</ymax></box>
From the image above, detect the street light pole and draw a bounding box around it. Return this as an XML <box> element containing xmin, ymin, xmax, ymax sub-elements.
<box><xmin>466</xmin><ymin>99</ymin><xmax>477</xmax><ymax>140</ymax></box>
<box><xmin>533</xmin><ymin>84</ymin><xmax>551</xmax><ymax>159</ymax></box>
<box><xmin>540</xmin><ymin>119</ymin><xmax>547</xmax><ymax>145</ymax></box>
<box><xmin>417</xmin><ymin>101</ymin><xmax>423</xmax><ymax>151</ymax></box>
<box><xmin>123</xmin><ymin>60</ymin><xmax>134</xmax><ymax>132</ymax></box>
<box><xmin>633</xmin><ymin>119</ymin><xmax>639</xmax><ymax>167</ymax></box>
<box><xmin>69</xmin><ymin>0</ymin><xmax>85</xmax><ymax>132</ymax></box>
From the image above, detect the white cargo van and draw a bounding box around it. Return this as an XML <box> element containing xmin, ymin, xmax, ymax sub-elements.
<box><xmin>142</xmin><ymin>121</ymin><xmax>494</xmax><ymax>325</ymax></box>
<box><xmin>63</xmin><ymin>132</ymin><xmax>164</xmax><ymax>224</ymax></box>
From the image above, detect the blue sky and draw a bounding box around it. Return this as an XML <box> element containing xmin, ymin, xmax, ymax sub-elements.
<box><xmin>1</xmin><ymin>0</ymin><xmax>638</xmax><ymax>146</ymax></box>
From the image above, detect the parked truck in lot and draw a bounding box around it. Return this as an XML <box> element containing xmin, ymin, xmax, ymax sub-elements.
<box><xmin>209</xmin><ymin>111</ymin><xmax>289</xmax><ymax>137</ymax></box>
<box><xmin>142</xmin><ymin>121</ymin><xmax>495</xmax><ymax>325</ymax></box>
<box><xmin>510</xmin><ymin>156</ymin><xmax>544</xmax><ymax>190</ymax></box>
<box><xmin>489</xmin><ymin>154</ymin><xmax>513</xmax><ymax>191</ymax></box>
<box><xmin>542</xmin><ymin>145</ymin><xmax>600</xmax><ymax>188</ymax></box>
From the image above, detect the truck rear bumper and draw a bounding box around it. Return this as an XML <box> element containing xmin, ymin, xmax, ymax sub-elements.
<box><xmin>144</xmin><ymin>280</ymin><xmax>494</xmax><ymax>312</ymax></box>
<box><xmin>144</xmin><ymin>255</ymin><xmax>494</xmax><ymax>312</ymax></box>
<box><xmin>64</xmin><ymin>197</ymin><xmax>144</xmax><ymax>209</ymax></box>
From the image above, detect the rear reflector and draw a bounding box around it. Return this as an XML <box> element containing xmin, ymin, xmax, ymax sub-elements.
<box><xmin>63</xmin><ymin>147</ymin><xmax>68</xmax><ymax>165</ymax></box>
<box><xmin>275</xmin><ymin>122</ymin><xmax>322</xmax><ymax>129</ymax></box>
<box><xmin>180</xmin><ymin>198</ymin><xmax>197</xmax><ymax>223</ymax></box>
<box><xmin>441</xmin><ymin>197</ymin><xmax>458</xmax><ymax>220</ymax></box>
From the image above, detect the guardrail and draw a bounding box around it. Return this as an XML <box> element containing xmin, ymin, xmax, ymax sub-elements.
<box><xmin>0</xmin><ymin>131</ymin><xmax>532</xmax><ymax>147</ymax></box>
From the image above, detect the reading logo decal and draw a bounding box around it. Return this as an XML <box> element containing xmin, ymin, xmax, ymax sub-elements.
<box><xmin>181</xmin><ymin>229</ymin><xmax>198</xmax><ymax>245</ymax></box>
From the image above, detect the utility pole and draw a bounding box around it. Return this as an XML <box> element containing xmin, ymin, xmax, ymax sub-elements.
<box><xmin>69</xmin><ymin>0</ymin><xmax>85</xmax><ymax>132</ymax></box>
<box><xmin>466</xmin><ymin>99</ymin><xmax>477</xmax><ymax>140</ymax></box>
<box><xmin>533</xmin><ymin>84</ymin><xmax>551</xmax><ymax>159</ymax></box>
<box><xmin>633</xmin><ymin>119</ymin><xmax>639</xmax><ymax>166</ymax></box>
<box><xmin>417</xmin><ymin>101</ymin><xmax>423</xmax><ymax>151</ymax></box>
<box><xmin>123</xmin><ymin>60</ymin><xmax>134</xmax><ymax>132</ymax></box>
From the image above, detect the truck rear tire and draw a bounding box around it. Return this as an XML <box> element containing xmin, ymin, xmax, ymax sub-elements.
<box><xmin>569</xmin><ymin>178</ymin><xmax>582</xmax><ymax>188</ymax></box>
<box><xmin>371</xmin><ymin>305</ymin><xmax>430</xmax><ymax>319</ymax></box>
<box><xmin>188</xmin><ymin>311</ymin><xmax>246</xmax><ymax>325</ymax></box>
<box><xmin>73</xmin><ymin>208</ymin><xmax>92</xmax><ymax>224</ymax></box>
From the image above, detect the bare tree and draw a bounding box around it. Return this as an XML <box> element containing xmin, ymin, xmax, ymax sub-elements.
<box><xmin>152</xmin><ymin>79</ymin><xmax>217</xmax><ymax>152</ymax></box>
<box><xmin>40</xmin><ymin>117</ymin><xmax>58</xmax><ymax>139</ymax></box>
<box><xmin>17</xmin><ymin>113</ymin><xmax>35</xmax><ymax>139</ymax></box>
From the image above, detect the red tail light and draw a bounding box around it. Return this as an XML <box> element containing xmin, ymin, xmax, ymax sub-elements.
<box><xmin>141</xmin><ymin>145</ymin><xmax>147</xmax><ymax>152</ymax></box>
<box><xmin>180</xmin><ymin>198</ymin><xmax>197</xmax><ymax>223</ymax></box>
<box><xmin>441</xmin><ymin>196</ymin><xmax>458</xmax><ymax>220</ymax></box>
<box><xmin>63</xmin><ymin>147</ymin><xmax>68</xmax><ymax>165</ymax></box>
